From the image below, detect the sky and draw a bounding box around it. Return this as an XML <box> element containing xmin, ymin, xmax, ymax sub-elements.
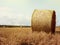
<box><xmin>0</xmin><ymin>0</ymin><xmax>60</xmax><ymax>26</ymax></box>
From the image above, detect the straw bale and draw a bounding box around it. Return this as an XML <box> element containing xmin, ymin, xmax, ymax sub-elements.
<box><xmin>31</xmin><ymin>9</ymin><xmax>56</xmax><ymax>33</ymax></box>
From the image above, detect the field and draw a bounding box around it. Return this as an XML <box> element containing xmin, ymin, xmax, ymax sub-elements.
<box><xmin>0</xmin><ymin>26</ymin><xmax>60</xmax><ymax>45</ymax></box>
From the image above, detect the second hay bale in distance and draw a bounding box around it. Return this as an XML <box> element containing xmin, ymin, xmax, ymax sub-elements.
<box><xmin>31</xmin><ymin>10</ymin><xmax>56</xmax><ymax>33</ymax></box>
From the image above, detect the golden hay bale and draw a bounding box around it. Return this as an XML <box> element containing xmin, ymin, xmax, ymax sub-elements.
<box><xmin>31</xmin><ymin>9</ymin><xmax>56</xmax><ymax>33</ymax></box>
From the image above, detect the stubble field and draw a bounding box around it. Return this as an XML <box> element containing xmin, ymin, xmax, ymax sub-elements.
<box><xmin>0</xmin><ymin>27</ymin><xmax>60</xmax><ymax>45</ymax></box>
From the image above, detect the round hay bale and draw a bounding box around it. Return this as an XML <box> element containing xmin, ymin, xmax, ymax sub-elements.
<box><xmin>31</xmin><ymin>9</ymin><xmax>56</xmax><ymax>33</ymax></box>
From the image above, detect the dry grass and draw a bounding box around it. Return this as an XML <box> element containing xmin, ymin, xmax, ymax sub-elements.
<box><xmin>0</xmin><ymin>27</ymin><xmax>60</xmax><ymax>45</ymax></box>
<box><xmin>56</xmin><ymin>26</ymin><xmax>60</xmax><ymax>31</ymax></box>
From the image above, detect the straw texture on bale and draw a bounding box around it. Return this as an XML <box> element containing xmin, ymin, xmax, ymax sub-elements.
<box><xmin>31</xmin><ymin>9</ymin><xmax>56</xmax><ymax>33</ymax></box>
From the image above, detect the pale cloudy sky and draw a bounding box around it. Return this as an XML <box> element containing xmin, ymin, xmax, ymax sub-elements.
<box><xmin>0</xmin><ymin>0</ymin><xmax>60</xmax><ymax>26</ymax></box>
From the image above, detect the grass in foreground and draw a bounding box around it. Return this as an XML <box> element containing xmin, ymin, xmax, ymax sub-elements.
<box><xmin>0</xmin><ymin>27</ymin><xmax>60</xmax><ymax>45</ymax></box>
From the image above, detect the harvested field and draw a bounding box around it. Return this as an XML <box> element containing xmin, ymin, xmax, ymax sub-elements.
<box><xmin>0</xmin><ymin>27</ymin><xmax>60</xmax><ymax>45</ymax></box>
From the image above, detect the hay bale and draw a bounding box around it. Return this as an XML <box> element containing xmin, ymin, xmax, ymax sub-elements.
<box><xmin>31</xmin><ymin>9</ymin><xmax>56</xmax><ymax>33</ymax></box>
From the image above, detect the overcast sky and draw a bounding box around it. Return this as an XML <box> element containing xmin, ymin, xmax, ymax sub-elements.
<box><xmin>0</xmin><ymin>0</ymin><xmax>60</xmax><ymax>26</ymax></box>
